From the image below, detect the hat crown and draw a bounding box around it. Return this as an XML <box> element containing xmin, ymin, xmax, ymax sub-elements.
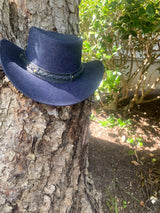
<box><xmin>25</xmin><ymin>27</ymin><xmax>83</xmax><ymax>74</ymax></box>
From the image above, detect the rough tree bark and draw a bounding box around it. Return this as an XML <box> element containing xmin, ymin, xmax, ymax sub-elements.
<box><xmin>0</xmin><ymin>0</ymin><xmax>102</xmax><ymax>212</ymax></box>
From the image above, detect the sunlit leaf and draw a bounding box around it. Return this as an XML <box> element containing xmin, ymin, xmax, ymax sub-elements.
<box><xmin>146</xmin><ymin>4</ymin><xmax>155</xmax><ymax>16</ymax></box>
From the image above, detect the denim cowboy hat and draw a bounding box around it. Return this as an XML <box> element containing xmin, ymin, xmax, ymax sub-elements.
<box><xmin>0</xmin><ymin>27</ymin><xmax>104</xmax><ymax>106</ymax></box>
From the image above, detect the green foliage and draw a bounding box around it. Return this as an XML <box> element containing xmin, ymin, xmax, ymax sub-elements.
<box><xmin>99</xmin><ymin>114</ymin><xmax>131</xmax><ymax>129</ymax></box>
<box><xmin>99</xmin><ymin>70</ymin><xmax>121</xmax><ymax>93</ymax></box>
<box><xmin>90</xmin><ymin>113</ymin><xmax>97</xmax><ymax>121</ymax></box>
<box><xmin>123</xmin><ymin>200</ymin><xmax>127</xmax><ymax>209</ymax></box>
<box><xmin>106</xmin><ymin>182</ymin><xmax>119</xmax><ymax>213</ymax></box>
<box><xmin>80</xmin><ymin>0</ymin><xmax>160</xmax><ymax>109</ymax></box>
<box><xmin>99</xmin><ymin>115</ymin><xmax>117</xmax><ymax>128</ymax></box>
<box><xmin>99</xmin><ymin>114</ymin><xmax>144</xmax><ymax>147</ymax></box>
<box><xmin>127</xmin><ymin>136</ymin><xmax>143</xmax><ymax>147</ymax></box>
<box><xmin>80</xmin><ymin>0</ymin><xmax>115</xmax><ymax>62</ymax></box>
<box><xmin>115</xmin><ymin>0</ymin><xmax>160</xmax><ymax>38</ymax></box>
<box><xmin>105</xmin><ymin>180</ymin><xmax>140</xmax><ymax>212</ymax></box>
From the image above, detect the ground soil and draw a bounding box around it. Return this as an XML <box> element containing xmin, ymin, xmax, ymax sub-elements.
<box><xmin>88</xmin><ymin>99</ymin><xmax>160</xmax><ymax>213</ymax></box>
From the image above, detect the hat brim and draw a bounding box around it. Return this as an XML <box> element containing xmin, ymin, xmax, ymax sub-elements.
<box><xmin>0</xmin><ymin>39</ymin><xmax>104</xmax><ymax>106</ymax></box>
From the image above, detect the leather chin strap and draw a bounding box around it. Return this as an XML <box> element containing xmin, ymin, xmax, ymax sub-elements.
<box><xmin>19</xmin><ymin>52</ymin><xmax>84</xmax><ymax>83</ymax></box>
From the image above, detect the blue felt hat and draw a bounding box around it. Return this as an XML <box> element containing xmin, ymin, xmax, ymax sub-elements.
<box><xmin>0</xmin><ymin>27</ymin><xmax>104</xmax><ymax>106</ymax></box>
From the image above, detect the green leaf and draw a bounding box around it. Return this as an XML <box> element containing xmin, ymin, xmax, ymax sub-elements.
<box><xmin>138</xmin><ymin>7</ymin><xmax>145</xmax><ymax>15</ymax></box>
<box><xmin>142</xmin><ymin>26</ymin><xmax>152</xmax><ymax>34</ymax></box>
<box><xmin>123</xmin><ymin>200</ymin><xmax>127</xmax><ymax>209</ymax></box>
<box><xmin>127</xmin><ymin>138</ymin><xmax>135</xmax><ymax>145</ymax></box>
<box><xmin>137</xmin><ymin>142</ymin><xmax>143</xmax><ymax>146</ymax></box>
<box><xmin>146</xmin><ymin>4</ymin><xmax>156</xmax><ymax>16</ymax></box>
<box><xmin>103</xmin><ymin>54</ymin><xmax>112</xmax><ymax>59</ymax></box>
<box><xmin>99</xmin><ymin>120</ymin><xmax>108</xmax><ymax>127</ymax></box>
<box><xmin>119</xmin><ymin>14</ymin><xmax>130</xmax><ymax>23</ymax></box>
<box><xmin>108</xmin><ymin>1</ymin><xmax>117</xmax><ymax>9</ymax></box>
<box><xmin>90</xmin><ymin>113</ymin><xmax>97</xmax><ymax>121</ymax></box>
<box><xmin>106</xmin><ymin>35</ymin><xmax>113</xmax><ymax>43</ymax></box>
<box><xmin>124</xmin><ymin>0</ymin><xmax>132</xmax><ymax>5</ymax></box>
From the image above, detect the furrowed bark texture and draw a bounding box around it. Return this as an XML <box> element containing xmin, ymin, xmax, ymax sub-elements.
<box><xmin>0</xmin><ymin>0</ymin><xmax>80</xmax><ymax>46</ymax></box>
<box><xmin>0</xmin><ymin>0</ymin><xmax>102</xmax><ymax>212</ymax></box>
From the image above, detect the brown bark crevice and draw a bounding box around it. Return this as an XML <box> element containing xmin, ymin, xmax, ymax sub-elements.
<box><xmin>9</xmin><ymin>2</ymin><xmax>18</xmax><ymax>37</ymax></box>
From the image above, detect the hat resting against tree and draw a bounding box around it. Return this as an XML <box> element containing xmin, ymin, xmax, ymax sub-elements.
<box><xmin>0</xmin><ymin>27</ymin><xmax>104</xmax><ymax>106</ymax></box>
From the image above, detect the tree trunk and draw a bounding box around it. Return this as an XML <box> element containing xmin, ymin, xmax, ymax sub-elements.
<box><xmin>0</xmin><ymin>1</ymin><xmax>102</xmax><ymax>212</ymax></box>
